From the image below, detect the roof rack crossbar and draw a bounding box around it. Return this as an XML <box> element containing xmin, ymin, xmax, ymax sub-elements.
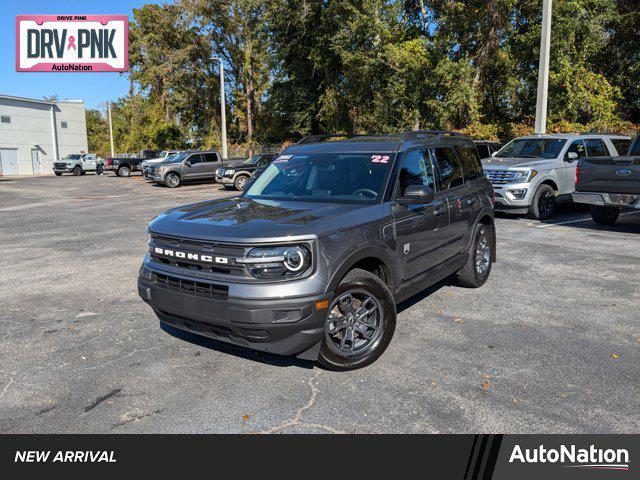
<box><xmin>401</xmin><ymin>130</ymin><xmax>464</xmax><ymax>140</ymax></box>
<box><xmin>295</xmin><ymin>134</ymin><xmax>368</xmax><ymax>145</ymax></box>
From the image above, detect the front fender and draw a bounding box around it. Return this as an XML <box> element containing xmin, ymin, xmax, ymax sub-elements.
<box><xmin>325</xmin><ymin>244</ymin><xmax>398</xmax><ymax>293</ymax></box>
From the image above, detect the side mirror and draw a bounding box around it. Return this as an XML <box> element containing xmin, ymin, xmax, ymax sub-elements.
<box><xmin>566</xmin><ymin>152</ymin><xmax>578</xmax><ymax>162</ymax></box>
<box><xmin>185</xmin><ymin>160</ymin><xmax>192</xmax><ymax>167</ymax></box>
<box><xmin>397</xmin><ymin>185</ymin><xmax>435</xmax><ymax>205</ymax></box>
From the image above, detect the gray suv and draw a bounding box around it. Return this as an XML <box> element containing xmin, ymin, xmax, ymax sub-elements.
<box><xmin>138</xmin><ymin>131</ymin><xmax>496</xmax><ymax>369</ymax></box>
<box><xmin>149</xmin><ymin>150</ymin><xmax>221</xmax><ymax>188</ymax></box>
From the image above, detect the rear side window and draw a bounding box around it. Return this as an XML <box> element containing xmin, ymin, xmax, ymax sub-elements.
<box><xmin>456</xmin><ymin>145</ymin><xmax>483</xmax><ymax>181</ymax></box>
<box><xmin>398</xmin><ymin>149</ymin><xmax>435</xmax><ymax>196</ymax></box>
<box><xmin>631</xmin><ymin>138</ymin><xmax>640</xmax><ymax>156</ymax></box>
<box><xmin>611</xmin><ymin>139</ymin><xmax>632</xmax><ymax>156</ymax></box>
<box><xmin>585</xmin><ymin>139</ymin><xmax>608</xmax><ymax>157</ymax></box>
<box><xmin>433</xmin><ymin>147</ymin><xmax>464</xmax><ymax>190</ymax></box>
<box><xmin>202</xmin><ymin>153</ymin><xmax>218</xmax><ymax>163</ymax></box>
<box><xmin>476</xmin><ymin>144</ymin><xmax>490</xmax><ymax>159</ymax></box>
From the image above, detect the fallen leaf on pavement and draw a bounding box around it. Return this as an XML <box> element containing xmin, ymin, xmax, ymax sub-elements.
<box><xmin>453</xmin><ymin>318</ymin><xmax>464</xmax><ymax>324</ymax></box>
<box><xmin>242</xmin><ymin>415</ymin><xmax>250</xmax><ymax>421</ymax></box>
<box><xmin>611</xmin><ymin>353</ymin><xmax>620</xmax><ymax>359</ymax></box>
<box><xmin>481</xmin><ymin>380</ymin><xmax>490</xmax><ymax>390</ymax></box>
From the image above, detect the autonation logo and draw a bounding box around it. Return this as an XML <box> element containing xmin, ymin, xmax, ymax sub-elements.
<box><xmin>509</xmin><ymin>444</ymin><xmax>630</xmax><ymax>471</ymax></box>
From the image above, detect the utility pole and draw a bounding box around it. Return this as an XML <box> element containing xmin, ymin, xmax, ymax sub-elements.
<box><xmin>535</xmin><ymin>0</ymin><xmax>553</xmax><ymax>135</ymax></box>
<box><xmin>212</xmin><ymin>57</ymin><xmax>228</xmax><ymax>160</ymax></box>
<box><xmin>107</xmin><ymin>102</ymin><xmax>115</xmax><ymax>158</ymax></box>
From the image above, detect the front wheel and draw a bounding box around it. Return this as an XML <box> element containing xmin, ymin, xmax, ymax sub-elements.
<box><xmin>164</xmin><ymin>173</ymin><xmax>181</xmax><ymax>188</ymax></box>
<box><xmin>72</xmin><ymin>166</ymin><xmax>82</xmax><ymax>176</ymax></box>
<box><xmin>318</xmin><ymin>269</ymin><xmax>396</xmax><ymax>371</ymax></box>
<box><xmin>590</xmin><ymin>205</ymin><xmax>620</xmax><ymax>225</ymax></box>
<box><xmin>234</xmin><ymin>175</ymin><xmax>250</xmax><ymax>191</ymax></box>
<box><xmin>117</xmin><ymin>166</ymin><xmax>131</xmax><ymax>177</ymax></box>
<box><xmin>54</xmin><ymin>172</ymin><xmax>62</xmax><ymax>176</ymax></box>
<box><xmin>457</xmin><ymin>224</ymin><xmax>494</xmax><ymax>288</ymax></box>
<box><xmin>527</xmin><ymin>184</ymin><xmax>556</xmax><ymax>220</ymax></box>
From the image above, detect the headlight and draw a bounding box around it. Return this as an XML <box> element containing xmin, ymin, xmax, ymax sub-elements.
<box><xmin>157</xmin><ymin>167</ymin><xmax>165</xmax><ymax>174</ymax></box>
<box><xmin>225</xmin><ymin>169</ymin><xmax>236</xmax><ymax>175</ymax></box>
<box><xmin>238</xmin><ymin>245</ymin><xmax>311</xmax><ymax>278</ymax></box>
<box><xmin>512</xmin><ymin>170</ymin><xmax>537</xmax><ymax>183</ymax></box>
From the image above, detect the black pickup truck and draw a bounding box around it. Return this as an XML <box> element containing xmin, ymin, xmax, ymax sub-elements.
<box><xmin>105</xmin><ymin>150</ymin><xmax>160</xmax><ymax>177</ymax></box>
<box><xmin>572</xmin><ymin>135</ymin><xmax>640</xmax><ymax>224</ymax></box>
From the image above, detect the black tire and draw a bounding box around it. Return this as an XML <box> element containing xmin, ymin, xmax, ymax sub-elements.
<box><xmin>233</xmin><ymin>175</ymin><xmax>250</xmax><ymax>191</ymax></box>
<box><xmin>164</xmin><ymin>172</ymin><xmax>181</xmax><ymax>188</ymax></box>
<box><xmin>54</xmin><ymin>172</ymin><xmax>62</xmax><ymax>176</ymax></box>
<box><xmin>117</xmin><ymin>166</ymin><xmax>131</xmax><ymax>177</ymax></box>
<box><xmin>590</xmin><ymin>205</ymin><xmax>620</xmax><ymax>225</ymax></box>
<box><xmin>72</xmin><ymin>165</ymin><xmax>82</xmax><ymax>176</ymax></box>
<box><xmin>527</xmin><ymin>184</ymin><xmax>556</xmax><ymax>220</ymax></box>
<box><xmin>318</xmin><ymin>268</ymin><xmax>396</xmax><ymax>371</ymax></box>
<box><xmin>457</xmin><ymin>224</ymin><xmax>494</xmax><ymax>288</ymax></box>
<box><xmin>223</xmin><ymin>185</ymin><xmax>235</xmax><ymax>190</ymax></box>
<box><xmin>81</xmin><ymin>171</ymin><xmax>86</xmax><ymax>175</ymax></box>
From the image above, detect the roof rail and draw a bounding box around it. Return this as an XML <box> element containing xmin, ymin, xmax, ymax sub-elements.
<box><xmin>579</xmin><ymin>131</ymin><xmax>626</xmax><ymax>136</ymax></box>
<box><xmin>401</xmin><ymin>130</ymin><xmax>465</xmax><ymax>141</ymax></box>
<box><xmin>295</xmin><ymin>134</ymin><xmax>367</xmax><ymax>145</ymax></box>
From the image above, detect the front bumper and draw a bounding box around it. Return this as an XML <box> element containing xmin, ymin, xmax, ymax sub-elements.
<box><xmin>138</xmin><ymin>268</ymin><xmax>331</xmax><ymax>358</ymax></box>
<box><xmin>491</xmin><ymin>182</ymin><xmax>534</xmax><ymax>213</ymax></box>
<box><xmin>53</xmin><ymin>167</ymin><xmax>73</xmax><ymax>173</ymax></box>
<box><xmin>572</xmin><ymin>191</ymin><xmax>640</xmax><ymax>209</ymax></box>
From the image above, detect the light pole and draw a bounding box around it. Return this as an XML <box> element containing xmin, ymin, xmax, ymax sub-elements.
<box><xmin>212</xmin><ymin>57</ymin><xmax>228</xmax><ymax>160</ymax></box>
<box><xmin>106</xmin><ymin>102</ymin><xmax>115</xmax><ymax>157</ymax></box>
<box><xmin>535</xmin><ymin>0</ymin><xmax>553</xmax><ymax>135</ymax></box>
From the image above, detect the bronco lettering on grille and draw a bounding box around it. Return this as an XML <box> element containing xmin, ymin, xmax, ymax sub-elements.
<box><xmin>153</xmin><ymin>247</ymin><xmax>229</xmax><ymax>264</ymax></box>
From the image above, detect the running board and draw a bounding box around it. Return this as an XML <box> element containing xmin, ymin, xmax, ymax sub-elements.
<box><xmin>395</xmin><ymin>253</ymin><xmax>468</xmax><ymax>304</ymax></box>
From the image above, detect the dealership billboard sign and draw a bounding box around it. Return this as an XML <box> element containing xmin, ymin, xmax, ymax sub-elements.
<box><xmin>15</xmin><ymin>15</ymin><xmax>128</xmax><ymax>72</ymax></box>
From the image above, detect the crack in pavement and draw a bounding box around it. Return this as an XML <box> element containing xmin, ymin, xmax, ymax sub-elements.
<box><xmin>0</xmin><ymin>376</ymin><xmax>14</xmax><ymax>402</ymax></box>
<box><xmin>255</xmin><ymin>368</ymin><xmax>346</xmax><ymax>434</ymax></box>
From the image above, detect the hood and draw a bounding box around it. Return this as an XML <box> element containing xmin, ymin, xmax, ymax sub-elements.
<box><xmin>149</xmin><ymin>197</ymin><xmax>384</xmax><ymax>242</ymax></box>
<box><xmin>482</xmin><ymin>156</ymin><xmax>558</xmax><ymax>170</ymax></box>
<box><xmin>224</xmin><ymin>159</ymin><xmax>252</xmax><ymax>168</ymax></box>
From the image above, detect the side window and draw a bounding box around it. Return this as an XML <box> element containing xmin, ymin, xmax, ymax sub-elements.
<box><xmin>188</xmin><ymin>154</ymin><xmax>202</xmax><ymax>164</ymax></box>
<box><xmin>433</xmin><ymin>147</ymin><xmax>464</xmax><ymax>190</ymax></box>
<box><xmin>476</xmin><ymin>144</ymin><xmax>490</xmax><ymax>159</ymax></box>
<box><xmin>566</xmin><ymin>140</ymin><xmax>587</xmax><ymax>159</ymax></box>
<box><xmin>585</xmin><ymin>139</ymin><xmax>608</xmax><ymax>157</ymax></box>
<box><xmin>611</xmin><ymin>139</ymin><xmax>631</xmax><ymax>156</ymax></box>
<box><xmin>397</xmin><ymin>149</ymin><xmax>435</xmax><ymax>197</ymax></box>
<box><xmin>202</xmin><ymin>153</ymin><xmax>218</xmax><ymax>163</ymax></box>
<box><xmin>631</xmin><ymin>139</ymin><xmax>640</xmax><ymax>156</ymax></box>
<box><xmin>456</xmin><ymin>145</ymin><xmax>483</xmax><ymax>181</ymax></box>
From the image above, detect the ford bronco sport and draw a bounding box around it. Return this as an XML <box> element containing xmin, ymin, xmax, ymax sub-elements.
<box><xmin>138</xmin><ymin>131</ymin><xmax>496</xmax><ymax>369</ymax></box>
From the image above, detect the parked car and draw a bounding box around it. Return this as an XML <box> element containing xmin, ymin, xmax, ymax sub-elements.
<box><xmin>105</xmin><ymin>150</ymin><xmax>160</xmax><ymax>177</ymax></box>
<box><xmin>141</xmin><ymin>150</ymin><xmax>182</xmax><ymax>179</ymax></box>
<box><xmin>215</xmin><ymin>153</ymin><xmax>277</xmax><ymax>190</ymax></box>
<box><xmin>138</xmin><ymin>130</ymin><xmax>495</xmax><ymax>369</ymax></box>
<box><xmin>474</xmin><ymin>140</ymin><xmax>503</xmax><ymax>160</ymax></box>
<box><xmin>572</xmin><ymin>134</ymin><xmax>640</xmax><ymax>225</ymax></box>
<box><xmin>148</xmin><ymin>150</ymin><xmax>222</xmax><ymax>188</ymax></box>
<box><xmin>482</xmin><ymin>133</ymin><xmax>631</xmax><ymax>220</ymax></box>
<box><xmin>53</xmin><ymin>154</ymin><xmax>103</xmax><ymax>176</ymax></box>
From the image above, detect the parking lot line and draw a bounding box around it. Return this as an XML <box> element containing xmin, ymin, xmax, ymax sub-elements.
<box><xmin>535</xmin><ymin>211</ymin><xmax>640</xmax><ymax>228</ymax></box>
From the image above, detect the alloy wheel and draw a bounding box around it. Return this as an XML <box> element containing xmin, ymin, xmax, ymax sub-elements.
<box><xmin>475</xmin><ymin>232</ymin><xmax>491</xmax><ymax>276</ymax></box>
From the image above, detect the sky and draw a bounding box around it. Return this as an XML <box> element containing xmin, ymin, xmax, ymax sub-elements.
<box><xmin>0</xmin><ymin>0</ymin><xmax>161</xmax><ymax>110</ymax></box>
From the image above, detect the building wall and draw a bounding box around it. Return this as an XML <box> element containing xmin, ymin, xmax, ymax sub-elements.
<box><xmin>0</xmin><ymin>97</ymin><xmax>88</xmax><ymax>175</ymax></box>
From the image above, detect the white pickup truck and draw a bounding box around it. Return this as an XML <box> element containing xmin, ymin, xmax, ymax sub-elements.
<box><xmin>482</xmin><ymin>133</ymin><xmax>632</xmax><ymax>220</ymax></box>
<box><xmin>53</xmin><ymin>154</ymin><xmax>103</xmax><ymax>176</ymax></box>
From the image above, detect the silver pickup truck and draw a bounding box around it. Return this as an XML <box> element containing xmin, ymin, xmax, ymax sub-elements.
<box><xmin>572</xmin><ymin>135</ymin><xmax>640</xmax><ymax>224</ymax></box>
<box><xmin>53</xmin><ymin>154</ymin><xmax>103</xmax><ymax>176</ymax></box>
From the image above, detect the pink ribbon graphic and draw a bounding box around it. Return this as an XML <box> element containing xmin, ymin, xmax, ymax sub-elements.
<box><xmin>67</xmin><ymin>36</ymin><xmax>76</xmax><ymax>50</ymax></box>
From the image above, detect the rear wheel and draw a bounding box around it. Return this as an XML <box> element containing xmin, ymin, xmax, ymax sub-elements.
<box><xmin>164</xmin><ymin>173</ymin><xmax>181</xmax><ymax>188</ymax></box>
<box><xmin>590</xmin><ymin>205</ymin><xmax>620</xmax><ymax>225</ymax></box>
<box><xmin>234</xmin><ymin>175</ymin><xmax>250</xmax><ymax>191</ymax></box>
<box><xmin>457</xmin><ymin>224</ymin><xmax>494</xmax><ymax>288</ymax></box>
<box><xmin>72</xmin><ymin>165</ymin><xmax>82</xmax><ymax>176</ymax></box>
<box><xmin>117</xmin><ymin>166</ymin><xmax>131</xmax><ymax>177</ymax></box>
<box><xmin>318</xmin><ymin>269</ymin><xmax>396</xmax><ymax>371</ymax></box>
<box><xmin>527</xmin><ymin>184</ymin><xmax>556</xmax><ymax>220</ymax></box>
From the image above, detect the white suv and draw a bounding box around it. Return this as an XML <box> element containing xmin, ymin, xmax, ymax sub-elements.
<box><xmin>482</xmin><ymin>133</ymin><xmax>632</xmax><ymax>220</ymax></box>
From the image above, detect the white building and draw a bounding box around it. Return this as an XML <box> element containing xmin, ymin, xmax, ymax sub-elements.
<box><xmin>0</xmin><ymin>94</ymin><xmax>88</xmax><ymax>176</ymax></box>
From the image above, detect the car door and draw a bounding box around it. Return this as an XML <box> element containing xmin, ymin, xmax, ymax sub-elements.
<box><xmin>563</xmin><ymin>139</ymin><xmax>587</xmax><ymax>193</ymax></box>
<box><xmin>393</xmin><ymin>148</ymin><xmax>450</xmax><ymax>282</ymax></box>
<box><xmin>83</xmin><ymin>155</ymin><xmax>96</xmax><ymax>171</ymax></box>
<box><xmin>200</xmin><ymin>152</ymin><xmax>220</xmax><ymax>178</ymax></box>
<box><xmin>432</xmin><ymin>145</ymin><xmax>473</xmax><ymax>257</ymax></box>
<box><xmin>183</xmin><ymin>153</ymin><xmax>203</xmax><ymax>179</ymax></box>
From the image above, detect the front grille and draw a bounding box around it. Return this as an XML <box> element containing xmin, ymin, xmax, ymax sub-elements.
<box><xmin>54</xmin><ymin>163</ymin><xmax>68</xmax><ymax>169</ymax></box>
<box><xmin>485</xmin><ymin>170</ymin><xmax>518</xmax><ymax>185</ymax></box>
<box><xmin>153</xmin><ymin>273</ymin><xmax>228</xmax><ymax>300</ymax></box>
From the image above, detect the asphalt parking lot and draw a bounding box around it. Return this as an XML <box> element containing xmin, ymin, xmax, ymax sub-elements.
<box><xmin>1</xmin><ymin>174</ymin><xmax>639</xmax><ymax>433</ymax></box>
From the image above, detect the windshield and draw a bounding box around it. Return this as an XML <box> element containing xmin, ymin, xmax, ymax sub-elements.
<box><xmin>496</xmin><ymin>138</ymin><xmax>567</xmax><ymax>159</ymax></box>
<box><xmin>244</xmin><ymin>152</ymin><xmax>394</xmax><ymax>203</ymax></box>
<box><xmin>63</xmin><ymin>154</ymin><xmax>81</xmax><ymax>160</ymax></box>
<box><xmin>165</xmin><ymin>152</ymin><xmax>188</xmax><ymax>164</ymax></box>
<box><xmin>245</xmin><ymin>155</ymin><xmax>263</xmax><ymax>165</ymax></box>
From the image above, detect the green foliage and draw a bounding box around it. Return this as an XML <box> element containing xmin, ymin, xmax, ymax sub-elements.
<box><xmin>88</xmin><ymin>0</ymin><xmax>639</xmax><ymax>154</ymax></box>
